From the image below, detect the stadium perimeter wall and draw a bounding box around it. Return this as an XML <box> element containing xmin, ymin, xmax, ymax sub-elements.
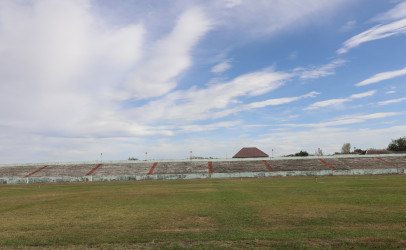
<box><xmin>1</xmin><ymin>168</ymin><xmax>405</xmax><ymax>185</ymax></box>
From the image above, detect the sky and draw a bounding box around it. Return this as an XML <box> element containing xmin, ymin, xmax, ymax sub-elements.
<box><xmin>0</xmin><ymin>0</ymin><xmax>406</xmax><ymax>164</ymax></box>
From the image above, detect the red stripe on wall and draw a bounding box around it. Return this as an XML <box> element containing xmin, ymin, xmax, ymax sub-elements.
<box><xmin>376</xmin><ymin>157</ymin><xmax>399</xmax><ymax>168</ymax></box>
<box><xmin>147</xmin><ymin>162</ymin><xmax>158</xmax><ymax>175</ymax></box>
<box><xmin>25</xmin><ymin>166</ymin><xmax>48</xmax><ymax>178</ymax></box>
<box><xmin>263</xmin><ymin>160</ymin><xmax>273</xmax><ymax>172</ymax></box>
<box><xmin>318</xmin><ymin>159</ymin><xmax>337</xmax><ymax>170</ymax></box>
<box><xmin>86</xmin><ymin>164</ymin><xmax>103</xmax><ymax>176</ymax></box>
<box><xmin>208</xmin><ymin>162</ymin><xmax>213</xmax><ymax>173</ymax></box>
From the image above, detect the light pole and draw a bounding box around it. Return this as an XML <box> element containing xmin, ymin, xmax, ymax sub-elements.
<box><xmin>101</xmin><ymin>153</ymin><xmax>103</xmax><ymax>162</ymax></box>
<box><xmin>145</xmin><ymin>152</ymin><xmax>148</xmax><ymax>161</ymax></box>
<box><xmin>190</xmin><ymin>151</ymin><xmax>192</xmax><ymax>160</ymax></box>
<box><xmin>272</xmin><ymin>149</ymin><xmax>274</xmax><ymax>158</ymax></box>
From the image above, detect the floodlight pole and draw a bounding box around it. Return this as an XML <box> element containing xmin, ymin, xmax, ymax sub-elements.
<box><xmin>145</xmin><ymin>152</ymin><xmax>148</xmax><ymax>161</ymax></box>
<box><xmin>101</xmin><ymin>153</ymin><xmax>103</xmax><ymax>162</ymax></box>
<box><xmin>272</xmin><ymin>149</ymin><xmax>274</xmax><ymax>158</ymax></box>
<box><xmin>190</xmin><ymin>151</ymin><xmax>192</xmax><ymax>160</ymax></box>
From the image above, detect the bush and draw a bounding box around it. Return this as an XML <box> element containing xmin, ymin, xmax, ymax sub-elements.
<box><xmin>387</xmin><ymin>137</ymin><xmax>406</xmax><ymax>151</ymax></box>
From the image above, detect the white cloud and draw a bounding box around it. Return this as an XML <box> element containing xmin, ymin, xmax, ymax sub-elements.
<box><xmin>0</xmin><ymin>0</ymin><xmax>145</xmax><ymax>136</ymax></box>
<box><xmin>349</xmin><ymin>90</ymin><xmax>376</xmax><ymax>99</ymax></box>
<box><xmin>339</xmin><ymin>20</ymin><xmax>357</xmax><ymax>32</ymax></box>
<box><xmin>214</xmin><ymin>91</ymin><xmax>319</xmax><ymax>118</ymax></box>
<box><xmin>377</xmin><ymin>97</ymin><xmax>406</xmax><ymax>106</ymax></box>
<box><xmin>224</xmin><ymin>0</ymin><xmax>243</xmax><ymax>8</ymax></box>
<box><xmin>355</xmin><ymin>66</ymin><xmax>406</xmax><ymax>86</ymax></box>
<box><xmin>284</xmin><ymin>112</ymin><xmax>400</xmax><ymax>128</ymax></box>
<box><xmin>298</xmin><ymin>59</ymin><xmax>346</xmax><ymax>79</ymax></box>
<box><xmin>123</xmin><ymin>7</ymin><xmax>212</xmax><ymax>100</ymax></box>
<box><xmin>305</xmin><ymin>90</ymin><xmax>376</xmax><ymax>110</ymax></box>
<box><xmin>337</xmin><ymin>18</ymin><xmax>406</xmax><ymax>54</ymax></box>
<box><xmin>386</xmin><ymin>90</ymin><xmax>396</xmax><ymax>94</ymax></box>
<box><xmin>211</xmin><ymin>59</ymin><xmax>232</xmax><ymax>73</ymax></box>
<box><xmin>212</xmin><ymin>0</ymin><xmax>353</xmax><ymax>39</ymax></box>
<box><xmin>129</xmin><ymin>69</ymin><xmax>291</xmax><ymax>123</ymax></box>
<box><xmin>373</xmin><ymin>1</ymin><xmax>406</xmax><ymax>22</ymax></box>
<box><xmin>179</xmin><ymin>121</ymin><xmax>242</xmax><ymax>133</ymax></box>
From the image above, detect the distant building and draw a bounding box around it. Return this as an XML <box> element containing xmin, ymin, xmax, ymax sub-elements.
<box><xmin>232</xmin><ymin>147</ymin><xmax>269</xmax><ymax>158</ymax></box>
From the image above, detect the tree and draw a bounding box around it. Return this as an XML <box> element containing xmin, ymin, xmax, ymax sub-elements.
<box><xmin>315</xmin><ymin>148</ymin><xmax>323</xmax><ymax>156</ymax></box>
<box><xmin>294</xmin><ymin>150</ymin><xmax>309</xmax><ymax>157</ymax></box>
<box><xmin>341</xmin><ymin>143</ymin><xmax>351</xmax><ymax>154</ymax></box>
<box><xmin>387</xmin><ymin>137</ymin><xmax>406</xmax><ymax>151</ymax></box>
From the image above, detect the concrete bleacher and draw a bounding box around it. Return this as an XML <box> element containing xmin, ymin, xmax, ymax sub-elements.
<box><xmin>319</xmin><ymin>158</ymin><xmax>351</xmax><ymax>170</ymax></box>
<box><xmin>381</xmin><ymin>156</ymin><xmax>406</xmax><ymax>168</ymax></box>
<box><xmin>93</xmin><ymin>163</ymin><xmax>153</xmax><ymax>176</ymax></box>
<box><xmin>212</xmin><ymin>160</ymin><xmax>269</xmax><ymax>173</ymax></box>
<box><xmin>29</xmin><ymin>164</ymin><xmax>94</xmax><ymax>177</ymax></box>
<box><xmin>336</xmin><ymin>157</ymin><xmax>394</xmax><ymax>169</ymax></box>
<box><xmin>266</xmin><ymin>159</ymin><xmax>330</xmax><ymax>171</ymax></box>
<box><xmin>0</xmin><ymin>165</ymin><xmax>44</xmax><ymax>178</ymax></box>
<box><xmin>153</xmin><ymin>161</ymin><xmax>209</xmax><ymax>174</ymax></box>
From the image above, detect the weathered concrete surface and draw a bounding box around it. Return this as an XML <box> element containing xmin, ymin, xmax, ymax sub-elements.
<box><xmin>384</xmin><ymin>156</ymin><xmax>406</xmax><ymax>168</ymax></box>
<box><xmin>92</xmin><ymin>163</ymin><xmax>154</xmax><ymax>176</ymax></box>
<box><xmin>320</xmin><ymin>158</ymin><xmax>351</xmax><ymax>170</ymax></box>
<box><xmin>266</xmin><ymin>159</ymin><xmax>330</xmax><ymax>171</ymax></box>
<box><xmin>30</xmin><ymin>165</ymin><xmax>94</xmax><ymax>177</ymax></box>
<box><xmin>153</xmin><ymin>161</ymin><xmax>209</xmax><ymax>174</ymax></box>
<box><xmin>0</xmin><ymin>165</ymin><xmax>43</xmax><ymax>178</ymax></box>
<box><xmin>336</xmin><ymin>157</ymin><xmax>394</xmax><ymax>169</ymax></box>
<box><xmin>212</xmin><ymin>160</ymin><xmax>269</xmax><ymax>173</ymax></box>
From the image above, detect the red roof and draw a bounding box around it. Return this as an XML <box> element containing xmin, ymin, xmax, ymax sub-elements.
<box><xmin>232</xmin><ymin>147</ymin><xmax>269</xmax><ymax>158</ymax></box>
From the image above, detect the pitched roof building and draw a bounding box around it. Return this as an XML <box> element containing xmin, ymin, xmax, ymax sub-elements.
<box><xmin>232</xmin><ymin>147</ymin><xmax>269</xmax><ymax>158</ymax></box>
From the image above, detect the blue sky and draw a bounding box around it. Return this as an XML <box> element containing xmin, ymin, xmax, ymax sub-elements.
<box><xmin>0</xmin><ymin>0</ymin><xmax>406</xmax><ymax>163</ymax></box>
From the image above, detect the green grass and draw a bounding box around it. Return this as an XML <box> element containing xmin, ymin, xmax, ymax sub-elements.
<box><xmin>1</xmin><ymin>175</ymin><xmax>406</xmax><ymax>249</ymax></box>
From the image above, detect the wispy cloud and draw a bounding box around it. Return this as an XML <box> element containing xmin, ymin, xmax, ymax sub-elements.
<box><xmin>211</xmin><ymin>59</ymin><xmax>232</xmax><ymax>73</ymax></box>
<box><xmin>339</xmin><ymin>20</ymin><xmax>357</xmax><ymax>32</ymax></box>
<box><xmin>123</xmin><ymin>7</ymin><xmax>212</xmax><ymax>100</ymax></box>
<box><xmin>337</xmin><ymin>18</ymin><xmax>406</xmax><ymax>54</ymax></box>
<box><xmin>284</xmin><ymin>112</ymin><xmax>400</xmax><ymax>128</ymax></box>
<box><xmin>377</xmin><ymin>97</ymin><xmax>406</xmax><ymax>106</ymax></box>
<box><xmin>304</xmin><ymin>90</ymin><xmax>376</xmax><ymax>110</ymax></box>
<box><xmin>297</xmin><ymin>59</ymin><xmax>346</xmax><ymax>79</ymax></box>
<box><xmin>130</xmin><ymin>69</ymin><xmax>292</xmax><ymax>123</ymax></box>
<box><xmin>373</xmin><ymin>1</ymin><xmax>406</xmax><ymax>22</ymax></box>
<box><xmin>355</xmin><ymin>66</ymin><xmax>406</xmax><ymax>86</ymax></box>
<box><xmin>214</xmin><ymin>91</ymin><xmax>319</xmax><ymax>118</ymax></box>
<box><xmin>179</xmin><ymin>121</ymin><xmax>242</xmax><ymax>133</ymax></box>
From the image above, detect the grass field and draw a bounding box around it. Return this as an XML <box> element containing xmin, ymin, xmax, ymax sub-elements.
<box><xmin>1</xmin><ymin>175</ymin><xmax>406</xmax><ymax>249</ymax></box>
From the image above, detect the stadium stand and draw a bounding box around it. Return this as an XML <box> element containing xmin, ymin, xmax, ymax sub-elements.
<box><xmin>0</xmin><ymin>155</ymin><xmax>404</xmax><ymax>184</ymax></box>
